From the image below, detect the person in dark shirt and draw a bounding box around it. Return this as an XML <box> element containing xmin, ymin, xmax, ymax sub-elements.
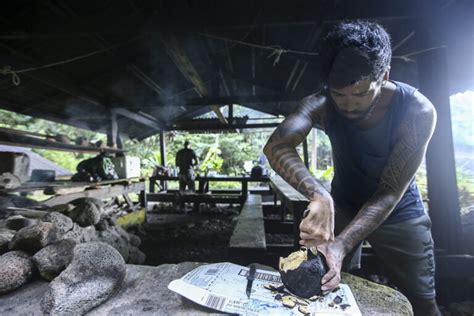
<box><xmin>264</xmin><ymin>21</ymin><xmax>440</xmax><ymax>315</ymax></box>
<box><xmin>175</xmin><ymin>140</ymin><xmax>199</xmax><ymax>191</ymax></box>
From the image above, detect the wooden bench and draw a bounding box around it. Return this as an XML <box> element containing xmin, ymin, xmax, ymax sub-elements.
<box><xmin>229</xmin><ymin>194</ymin><xmax>266</xmax><ymax>264</ymax></box>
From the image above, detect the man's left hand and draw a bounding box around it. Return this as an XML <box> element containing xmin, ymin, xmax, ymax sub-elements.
<box><xmin>315</xmin><ymin>238</ymin><xmax>347</xmax><ymax>292</ymax></box>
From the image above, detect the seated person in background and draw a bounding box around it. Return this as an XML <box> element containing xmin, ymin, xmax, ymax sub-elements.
<box><xmin>250</xmin><ymin>160</ymin><xmax>267</xmax><ymax>178</ymax></box>
<box><xmin>175</xmin><ymin>140</ymin><xmax>199</xmax><ymax>192</ymax></box>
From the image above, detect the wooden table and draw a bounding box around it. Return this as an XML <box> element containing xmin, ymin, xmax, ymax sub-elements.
<box><xmin>269</xmin><ymin>175</ymin><xmax>309</xmax><ymax>247</ymax></box>
<box><xmin>150</xmin><ymin>175</ymin><xmax>270</xmax><ymax>196</ymax></box>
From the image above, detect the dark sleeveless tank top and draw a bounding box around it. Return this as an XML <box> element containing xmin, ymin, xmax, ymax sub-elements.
<box><xmin>324</xmin><ymin>81</ymin><xmax>425</xmax><ymax>224</ymax></box>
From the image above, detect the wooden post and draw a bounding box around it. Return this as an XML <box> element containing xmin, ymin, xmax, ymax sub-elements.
<box><xmin>228</xmin><ymin>104</ymin><xmax>234</xmax><ymax>122</ymax></box>
<box><xmin>416</xmin><ymin>46</ymin><xmax>462</xmax><ymax>254</ymax></box>
<box><xmin>159</xmin><ymin>130</ymin><xmax>167</xmax><ymax>191</ymax></box>
<box><xmin>107</xmin><ymin>110</ymin><xmax>118</xmax><ymax>149</ymax></box>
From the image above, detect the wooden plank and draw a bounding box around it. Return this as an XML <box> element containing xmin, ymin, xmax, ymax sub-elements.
<box><xmin>229</xmin><ymin>194</ymin><xmax>265</xmax><ymax>250</ymax></box>
<box><xmin>42</xmin><ymin>181</ymin><xmax>145</xmax><ymax>207</ymax></box>
<box><xmin>0</xmin><ymin>128</ymin><xmax>125</xmax><ymax>154</ymax></box>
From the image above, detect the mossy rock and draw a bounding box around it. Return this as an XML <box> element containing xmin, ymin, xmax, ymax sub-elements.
<box><xmin>342</xmin><ymin>273</ymin><xmax>413</xmax><ymax>315</ymax></box>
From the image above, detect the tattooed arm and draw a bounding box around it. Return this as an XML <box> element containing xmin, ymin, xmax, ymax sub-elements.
<box><xmin>317</xmin><ymin>91</ymin><xmax>437</xmax><ymax>292</ymax></box>
<box><xmin>264</xmin><ymin>94</ymin><xmax>334</xmax><ymax>243</ymax></box>
<box><xmin>337</xmin><ymin>91</ymin><xmax>437</xmax><ymax>254</ymax></box>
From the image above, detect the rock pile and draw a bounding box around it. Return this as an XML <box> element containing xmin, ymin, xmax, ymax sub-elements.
<box><xmin>0</xmin><ymin>196</ymin><xmax>145</xmax><ymax>314</ymax></box>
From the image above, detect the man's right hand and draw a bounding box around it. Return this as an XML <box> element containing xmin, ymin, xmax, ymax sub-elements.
<box><xmin>299</xmin><ymin>198</ymin><xmax>335</xmax><ymax>247</ymax></box>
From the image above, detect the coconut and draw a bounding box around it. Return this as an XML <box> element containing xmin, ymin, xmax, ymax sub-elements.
<box><xmin>279</xmin><ymin>247</ymin><xmax>327</xmax><ymax>298</ymax></box>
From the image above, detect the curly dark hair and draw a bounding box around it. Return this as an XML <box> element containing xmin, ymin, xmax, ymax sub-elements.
<box><xmin>319</xmin><ymin>20</ymin><xmax>392</xmax><ymax>88</ymax></box>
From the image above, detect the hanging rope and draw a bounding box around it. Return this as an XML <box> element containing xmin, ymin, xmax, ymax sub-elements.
<box><xmin>0</xmin><ymin>35</ymin><xmax>143</xmax><ymax>86</ymax></box>
<box><xmin>197</xmin><ymin>32</ymin><xmax>318</xmax><ymax>66</ymax></box>
<box><xmin>393</xmin><ymin>45</ymin><xmax>447</xmax><ymax>62</ymax></box>
<box><xmin>0</xmin><ymin>66</ymin><xmax>20</xmax><ymax>85</ymax></box>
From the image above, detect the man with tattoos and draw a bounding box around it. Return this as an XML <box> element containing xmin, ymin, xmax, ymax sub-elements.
<box><xmin>264</xmin><ymin>21</ymin><xmax>440</xmax><ymax>315</ymax></box>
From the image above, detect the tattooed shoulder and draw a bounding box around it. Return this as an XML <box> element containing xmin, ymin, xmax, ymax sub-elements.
<box><xmin>298</xmin><ymin>94</ymin><xmax>329</xmax><ymax>130</ymax></box>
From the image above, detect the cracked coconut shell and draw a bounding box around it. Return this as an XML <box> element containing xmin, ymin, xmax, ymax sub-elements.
<box><xmin>279</xmin><ymin>247</ymin><xmax>328</xmax><ymax>298</ymax></box>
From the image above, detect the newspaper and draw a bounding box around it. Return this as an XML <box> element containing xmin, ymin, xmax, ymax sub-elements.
<box><xmin>168</xmin><ymin>262</ymin><xmax>361</xmax><ymax>316</ymax></box>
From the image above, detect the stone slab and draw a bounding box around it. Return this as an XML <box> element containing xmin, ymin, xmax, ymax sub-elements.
<box><xmin>0</xmin><ymin>262</ymin><xmax>413</xmax><ymax>315</ymax></box>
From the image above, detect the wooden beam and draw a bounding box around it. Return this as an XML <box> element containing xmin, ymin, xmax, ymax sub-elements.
<box><xmin>43</xmin><ymin>1</ymin><xmax>166</xmax><ymax>101</ymax></box>
<box><xmin>161</xmin><ymin>33</ymin><xmax>228</xmax><ymax>124</ymax></box>
<box><xmin>0</xmin><ymin>98</ymin><xmax>105</xmax><ymax>134</ymax></box>
<box><xmin>168</xmin><ymin>122</ymin><xmax>279</xmax><ymax>131</ymax></box>
<box><xmin>43</xmin><ymin>181</ymin><xmax>145</xmax><ymax>207</ymax></box>
<box><xmin>132</xmin><ymin>95</ymin><xmax>294</xmax><ymax>110</ymax></box>
<box><xmin>0</xmin><ymin>127</ymin><xmax>125</xmax><ymax>154</ymax></box>
<box><xmin>112</xmin><ymin>108</ymin><xmax>163</xmax><ymax>131</ymax></box>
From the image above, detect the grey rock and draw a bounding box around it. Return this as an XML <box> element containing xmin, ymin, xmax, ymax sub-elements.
<box><xmin>128</xmin><ymin>246</ymin><xmax>146</xmax><ymax>265</ymax></box>
<box><xmin>68</xmin><ymin>201</ymin><xmax>101</xmax><ymax>227</ymax></box>
<box><xmin>61</xmin><ymin>223</ymin><xmax>83</xmax><ymax>243</ymax></box>
<box><xmin>341</xmin><ymin>272</ymin><xmax>413</xmax><ymax>315</ymax></box>
<box><xmin>0</xmin><ymin>229</ymin><xmax>15</xmax><ymax>255</ymax></box>
<box><xmin>128</xmin><ymin>233</ymin><xmax>141</xmax><ymax>247</ymax></box>
<box><xmin>41</xmin><ymin>242</ymin><xmax>126</xmax><ymax>315</ymax></box>
<box><xmin>32</xmin><ymin>239</ymin><xmax>77</xmax><ymax>281</ymax></box>
<box><xmin>6</xmin><ymin>215</ymin><xmax>38</xmax><ymax>231</ymax></box>
<box><xmin>94</xmin><ymin>218</ymin><xmax>110</xmax><ymax>231</ymax></box>
<box><xmin>116</xmin><ymin>226</ymin><xmax>131</xmax><ymax>242</ymax></box>
<box><xmin>9</xmin><ymin>222</ymin><xmax>59</xmax><ymax>254</ymax></box>
<box><xmin>80</xmin><ymin>225</ymin><xmax>97</xmax><ymax>243</ymax></box>
<box><xmin>97</xmin><ymin>227</ymin><xmax>130</xmax><ymax>262</ymax></box>
<box><xmin>42</xmin><ymin>212</ymin><xmax>73</xmax><ymax>235</ymax></box>
<box><xmin>0</xmin><ymin>251</ymin><xmax>34</xmax><ymax>294</ymax></box>
<box><xmin>90</xmin><ymin>263</ymin><xmax>223</xmax><ymax>316</ymax></box>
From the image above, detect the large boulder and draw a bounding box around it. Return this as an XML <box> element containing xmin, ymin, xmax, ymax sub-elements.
<box><xmin>0</xmin><ymin>251</ymin><xmax>34</xmax><ymax>294</ymax></box>
<box><xmin>41</xmin><ymin>242</ymin><xmax>126</xmax><ymax>315</ymax></box>
<box><xmin>42</xmin><ymin>212</ymin><xmax>74</xmax><ymax>235</ymax></box>
<box><xmin>9</xmin><ymin>222</ymin><xmax>59</xmax><ymax>254</ymax></box>
<box><xmin>68</xmin><ymin>201</ymin><xmax>101</xmax><ymax>227</ymax></box>
<box><xmin>32</xmin><ymin>239</ymin><xmax>77</xmax><ymax>281</ymax></box>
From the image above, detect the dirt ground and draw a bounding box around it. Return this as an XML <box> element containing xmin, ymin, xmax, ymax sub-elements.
<box><xmin>137</xmin><ymin>203</ymin><xmax>294</xmax><ymax>266</ymax></box>
<box><xmin>139</xmin><ymin>204</ymin><xmax>240</xmax><ymax>265</ymax></box>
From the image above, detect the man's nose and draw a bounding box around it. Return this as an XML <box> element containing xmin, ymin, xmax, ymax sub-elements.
<box><xmin>339</xmin><ymin>98</ymin><xmax>357</xmax><ymax>112</ymax></box>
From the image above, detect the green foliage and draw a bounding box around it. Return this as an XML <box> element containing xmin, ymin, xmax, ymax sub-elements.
<box><xmin>199</xmin><ymin>143</ymin><xmax>224</xmax><ymax>174</ymax></box>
